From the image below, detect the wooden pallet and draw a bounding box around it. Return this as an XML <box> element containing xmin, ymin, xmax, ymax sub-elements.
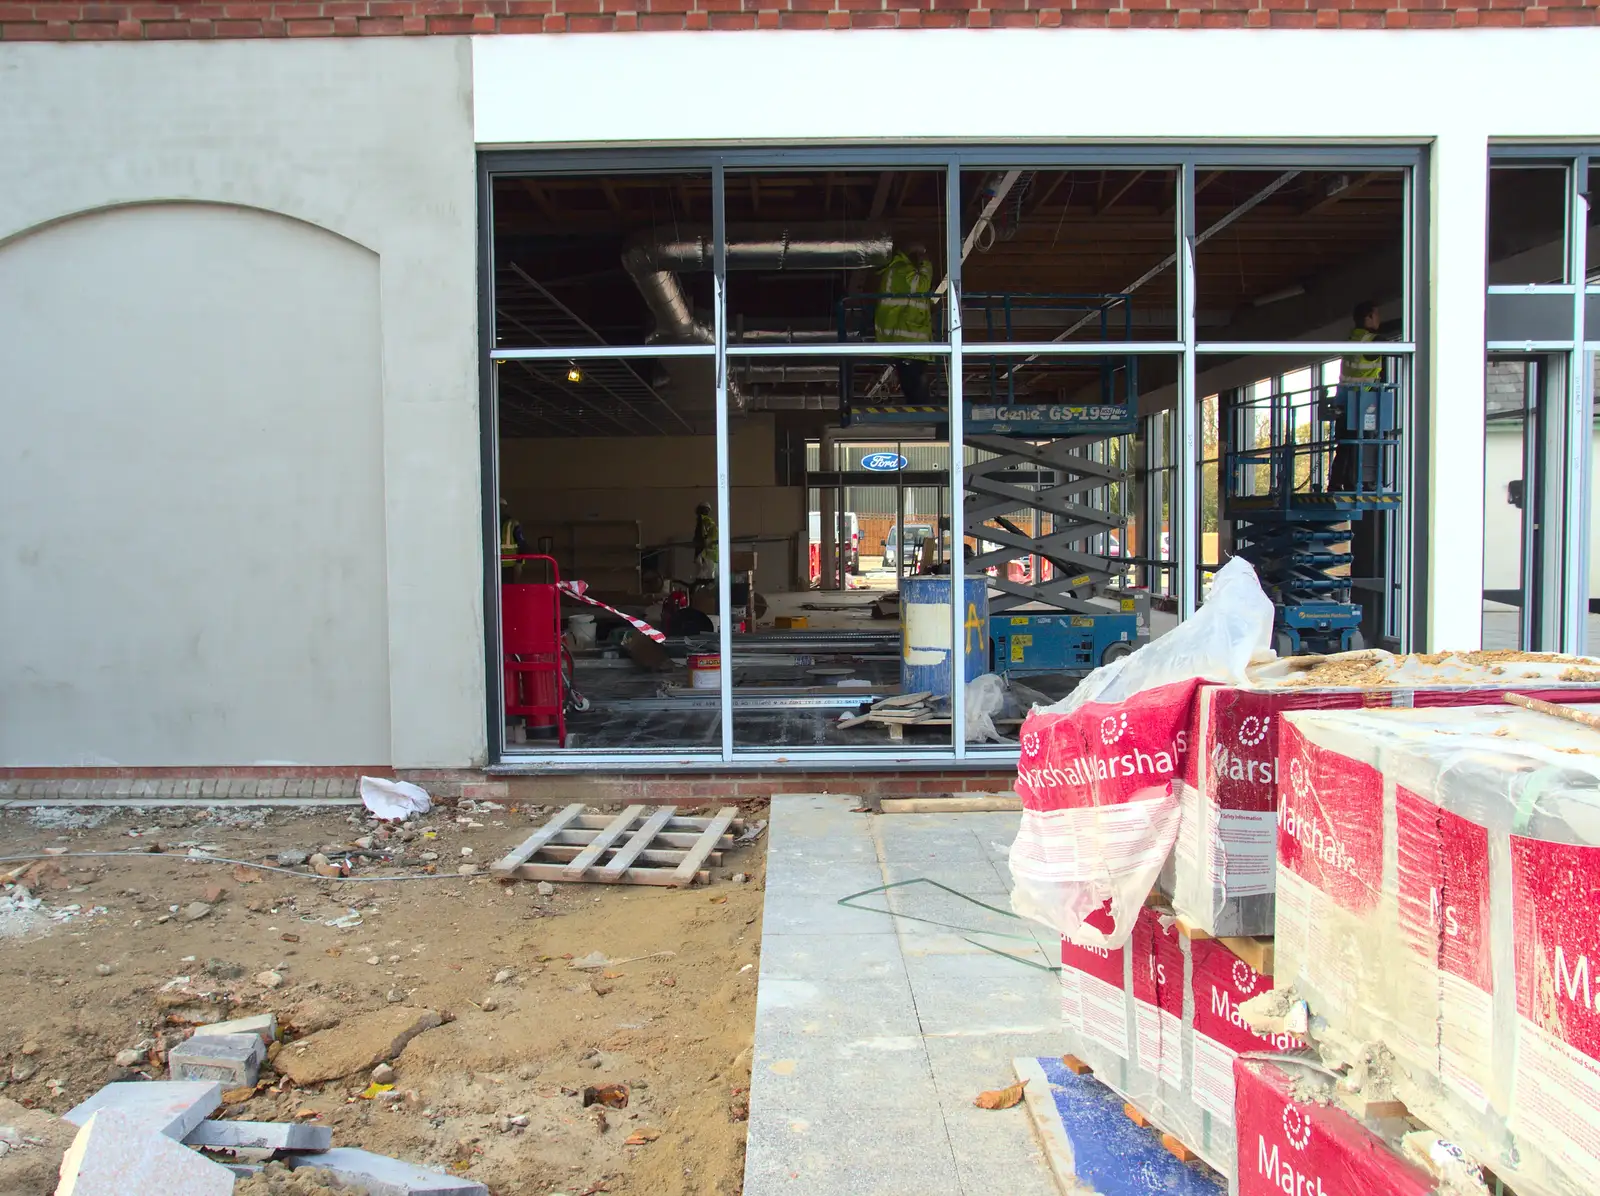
<box><xmin>1120</xmin><ymin>1101</ymin><xmax>1201</xmax><ymax>1165</ymax></box>
<box><xmin>1172</xmin><ymin>914</ymin><xmax>1274</xmax><ymax>977</ymax></box>
<box><xmin>490</xmin><ymin>804</ymin><xmax>742</xmax><ymax>887</ymax></box>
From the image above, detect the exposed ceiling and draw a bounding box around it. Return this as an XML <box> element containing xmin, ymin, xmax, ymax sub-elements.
<box><xmin>492</xmin><ymin>168</ymin><xmax>1412</xmax><ymax>437</ymax></box>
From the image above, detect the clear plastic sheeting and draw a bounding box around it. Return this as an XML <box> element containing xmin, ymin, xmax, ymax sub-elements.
<box><xmin>1271</xmin><ymin>703</ymin><xmax>1600</xmax><ymax>1196</ymax></box>
<box><xmin>1167</xmin><ymin>654</ymin><xmax>1600</xmax><ymax>939</ymax></box>
<box><xmin>1010</xmin><ymin>557</ymin><xmax>1274</xmax><ymax>950</ymax></box>
<box><xmin>1054</xmin><ymin>905</ymin><xmax>1297</xmax><ymax>1185</ymax></box>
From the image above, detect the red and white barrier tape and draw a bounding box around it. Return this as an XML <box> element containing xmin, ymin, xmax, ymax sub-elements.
<box><xmin>558</xmin><ymin>580</ymin><xmax>667</xmax><ymax>644</ymax></box>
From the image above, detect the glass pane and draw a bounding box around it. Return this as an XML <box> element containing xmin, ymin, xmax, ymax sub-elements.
<box><xmin>1201</xmin><ymin>351</ymin><xmax>1403</xmax><ymax>654</ymax></box>
<box><xmin>495</xmin><ymin>355</ymin><xmax>718</xmax><ymax>752</ymax></box>
<box><xmin>1487</xmin><ymin>166</ymin><xmax>1569</xmax><ymax>286</ymax></box>
<box><xmin>959</xmin><ymin>168</ymin><xmax>1180</xmax><ymax>342</ymax></box>
<box><xmin>492</xmin><ymin>171</ymin><xmax>714</xmax><ymax>349</ymax></box>
<box><xmin>723</xmin><ymin>169</ymin><xmax>948</xmax><ymax>348</ymax></box>
<box><xmin>1195</xmin><ymin>169</ymin><xmax>1406</xmax><ymax>344</ymax></box>
<box><xmin>726</xmin><ymin>355</ymin><xmax>957</xmax><ymax>752</ymax></box>
<box><xmin>1482</xmin><ymin>359</ymin><xmax>1532</xmax><ymax>649</ymax></box>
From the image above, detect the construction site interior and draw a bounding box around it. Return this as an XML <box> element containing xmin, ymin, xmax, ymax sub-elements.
<box><xmin>490</xmin><ymin>161</ymin><xmax>1590</xmax><ymax>756</ymax></box>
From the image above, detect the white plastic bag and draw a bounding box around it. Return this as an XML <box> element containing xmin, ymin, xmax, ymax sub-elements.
<box><xmin>965</xmin><ymin>673</ymin><xmax>1009</xmax><ymax>744</ymax></box>
<box><xmin>1008</xmin><ymin>557</ymin><xmax>1275</xmax><ymax>949</ymax></box>
<box><xmin>359</xmin><ymin>776</ymin><xmax>433</xmax><ymax>821</ymax></box>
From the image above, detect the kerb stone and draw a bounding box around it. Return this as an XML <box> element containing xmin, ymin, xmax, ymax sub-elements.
<box><xmin>285</xmin><ymin>1146</ymin><xmax>489</xmax><ymax>1195</ymax></box>
<box><xmin>56</xmin><ymin>1109</ymin><xmax>234</xmax><ymax>1196</ymax></box>
<box><xmin>63</xmin><ymin>1081</ymin><xmax>222</xmax><ymax>1140</ymax></box>
<box><xmin>168</xmin><ymin>1032</ymin><xmax>266</xmax><ymax>1087</ymax></box>
<box><xmin>185</xmin><ymin>1119</ymin><xmax>332</xmax><ymax>1152</ymax></box>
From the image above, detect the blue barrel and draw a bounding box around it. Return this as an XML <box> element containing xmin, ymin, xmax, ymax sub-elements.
<box><xmin>901</xmin><ymin>575</ymin><xmax>990</xmax><ymax>697</ymax></box>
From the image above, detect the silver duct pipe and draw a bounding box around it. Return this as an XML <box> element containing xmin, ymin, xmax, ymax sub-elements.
<box><xmin>733</xmin><ymin>364</ymin><xmax>839</xmax><ymax>384</ymax></box>
<box><xmin>729</xmin><ymin>327</ymin><xmax>839</xmax><ymax>344</ymax></box>
<box><xmin>643</xmin><ymin>227</ymin><xmax>894</xmax><ymax>273</ymax></box>
<box><xmin>622</xmin><ymin>245</ymin><xmax>714</xmax><ymax>345</ymax></box>
<box><xmin>622</xmin><ymin>227</ymin><xmax>895</xmax><ymax>346</ymax></box>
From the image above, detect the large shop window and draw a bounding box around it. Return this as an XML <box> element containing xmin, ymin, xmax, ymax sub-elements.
<box><xmin>481</xmin><ymin>151</ymin><xmax>1421</xmax><ymax>764</ymax></box>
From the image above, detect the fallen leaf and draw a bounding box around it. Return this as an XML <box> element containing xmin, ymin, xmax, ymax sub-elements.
<box><xmin>231</xmin><ymin>864</ymin><xmax>263</xmax><ymax>884</ymax></box>
<box><xmin>625</xmin><ymin>1128</ymin><xmax>662</xmax><ymax>1145</ymax></box>
<box><xmin>294</xmin><ymin>1108</ymin><xmax>321</xmax><ymax>1120</ymax></box>
<box><xmin>582</xmin><ymin>1083</ymin><xmax>629</xmax><ymax>1109</ymax></box>
<box><xmin>974</xmin><ymin>1079</ymin><xmax>1028</xmax><ymax>1110</ymax></box>
<box><xmin>280</xmin><ymin>933</ymin><xmax>300</xmax><ymax>943</ymax></box>
<box><xmin>359</xmin><ymin>1082</ymin><xmax>395</xmax><ymax>1100</ymax></box>
<box><xmin>221</xmin><ymin>1087</ymin><xmax>256</xmax><ymax>1106</ymax></box>
<box><xmin>708</xmin><ymin>896</ymin><xmax>728</xmax><ymax>905</ymax></box>
<box><xmin>324</xmin><ymin>947</ymin><xmax>342</xmax><ymax>958</ymax></box>
<box><xmin>602</xmin><ymin>970</ymin><xmax>625</xmax><ymax>980</ymax></box>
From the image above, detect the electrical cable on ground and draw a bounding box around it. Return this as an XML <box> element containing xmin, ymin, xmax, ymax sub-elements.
<box><xmin>0</xmin><ymin>852</ymin><xmax>475</xmax><ymax>883</ymax></box>
<box><xmin>837</xmin><ymin>877</ymin><xmax>1060</xmax><ymax>972</ymax></box>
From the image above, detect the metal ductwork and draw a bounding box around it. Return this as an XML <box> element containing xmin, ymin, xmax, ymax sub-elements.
<box><xmin>643</xmin><ymin>228</ymin><xmax>895</xmax><ymax>273</ymax></box>
<box><xmin>622</xmin><ymin>227</ymin><xmax>894</xmax><ymax>347</ymax></box>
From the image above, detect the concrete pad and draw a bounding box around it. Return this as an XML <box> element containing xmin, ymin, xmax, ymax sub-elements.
<box><xmin>192</xmin><ymin>1012</ymin><xmax>277</xmax><ymax>1045</ymax></box>
<box><xmin>168</xmin><ymin>1032</ymin><xmax>266</xmax><ymax>1087</ymax></box>
<box><xmin>749</xmin><ymin>795</ymin><xmax>1067</xmax><ymax>1196</ymax></box>
<box><xmin>905</xmin><ymin>964</ymin><xmax>1061</xmax><ymax>1037</ymax></box>
<box><xmin>754</xmin><ymin>976</ymin><xmax>919</xmax><ymax>1041</ymax></box>
<box><xmin>184</xmin><ymin>1119</ymin><xmax>332</xmax><ymax>1151</ymax></box>
<box><xmin>757</xmin><ymin>932</ymin><xmax>905</xmax><ymax>982</ymax></box>
<box><xmin>285</xmin><ymin>1146</ymin><xmax>488</xmax><ymax>1195</ymax></box>
<box><xmin>56</xmin><ymin>1109</ymin><xmax>235</xmax><ymax>1196</ymax></box>
<box><xmin>63</xmin><ymin>1081</ymin><xmax>222</xmax><ymax>1140</ymax></box>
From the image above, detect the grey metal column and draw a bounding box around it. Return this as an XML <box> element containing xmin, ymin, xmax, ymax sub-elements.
<box><xmin>947</xmin><ymin>162</ymin><xmax>968</xmax><ymax>757</ymax></box>
<box><xmin>713</xmin><ymin>162</ymin><xmax>734</xmax><ymax>761</ymax></box>
<box><xmin>1564</xmin><ymin>155</ymin><xmax>1593</xmax><ymax>652</ymax></box>
<box><xmin>1177</xmin><ymin>162</ymin><xmax>1200</xmax><ymax>620</ymax></box>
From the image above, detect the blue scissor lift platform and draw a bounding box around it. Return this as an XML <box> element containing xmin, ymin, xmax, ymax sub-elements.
<box><xmin>1224</xmin><ymin>382</ymin><xmax>1401</xmax><ymax>655</ymax></box>
<box><xmin>837</xmin><ymin>292</ymin><xmax>1152</xmax><ymax>677</ymax></box>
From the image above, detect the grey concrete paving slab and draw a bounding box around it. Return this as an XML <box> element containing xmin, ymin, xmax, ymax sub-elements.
<box><xmin>757</xmin><ymin>932</ymin><xmax>906</xmax><ymax>982</ymax></box>
<box><xmin>747</xmin><ymin>795</ymin><xmax>1068</xmax><ymax>1196</ymax></box>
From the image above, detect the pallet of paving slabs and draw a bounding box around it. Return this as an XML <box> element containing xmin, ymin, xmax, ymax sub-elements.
<box><xmin>490</xmin><ymin>804</ymin><xmax>741</xmax><ymax>887</ymax></box>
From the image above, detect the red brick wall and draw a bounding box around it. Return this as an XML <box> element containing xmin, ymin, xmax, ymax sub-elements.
<box><xmin>0</xmin><ymin>0</ymin><xmax>1588</xmax><ymax>41</ymax></box>
<box><xmin>0</xmin><ymin>765</ymin><xmax>1020</xmax><ymax>803</ymax></box>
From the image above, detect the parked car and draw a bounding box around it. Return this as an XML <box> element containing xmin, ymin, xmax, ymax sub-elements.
<box><xmin>808</xmin><ymin>511</ymin><xmax>860</xmax><ymax>574</ymax></box>
<box><xmin>881</xmin><ymin>522</ymin><xmax>935</xmax><ymax>570</ymax></box>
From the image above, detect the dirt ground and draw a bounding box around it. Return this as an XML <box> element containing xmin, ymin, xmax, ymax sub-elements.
<box><xmin>0</xmin><ymin>798</ymin><xmax>767</xmax><ymax>1196</ymax></box>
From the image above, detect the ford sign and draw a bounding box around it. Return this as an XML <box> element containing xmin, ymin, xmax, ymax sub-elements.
<box><xmin>861</xmin><ymin>452</ymin><xmax>908</xmax><ymax>472</ymax></box>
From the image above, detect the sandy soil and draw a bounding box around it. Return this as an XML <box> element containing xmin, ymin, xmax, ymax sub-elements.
<box><xmin>0</xmin><ymin>799</ymin><xmax>766</xmax><ymax>1196</ymax></box>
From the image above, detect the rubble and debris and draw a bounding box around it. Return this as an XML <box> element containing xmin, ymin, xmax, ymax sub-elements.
<box><xmin>193</xmin><ymin>1012</ymin><xmax>278</xmax><ymax>1045</ymax></box>
<box><xmin>274</xmin><ymin>1008</ymin><xmax>443</xmax><ymax>1086</ymax></box>
<box><xmin>168</xmin><ymin>1032</ymin><xmax>266</xmax><ymax>1088</ymax></box>
<box><xmin>283</xmin><ymin>1146</ymin><xmax>486</xmax><ymax>1195</ymax></box>
<box><xmin>64</xmin><ymin>1081</ymin><xmax>222</xmax><ymax>1140</ymax></box>
<box><xmin>57</xmin><ymin>1108</ymin><xmax>236</xmax><ymax>1196</ymax></box>
<box><xmin>183</xmin><ymin>1119</ymin><xmax>333</xmax><ymax>1152</ymax></box>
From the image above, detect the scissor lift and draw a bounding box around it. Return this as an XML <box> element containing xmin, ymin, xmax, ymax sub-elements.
<box><xmin>837</xmin><ymin>292</ymin><xmax>1152</xmax><ymax>675</ymax></box>
<box><xmin>1224</xmin><ymin>382</ymin><xmax>1401</xmax><ymax>655</ymax></box>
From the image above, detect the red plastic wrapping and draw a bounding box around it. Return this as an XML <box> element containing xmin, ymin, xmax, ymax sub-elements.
<box><xmin>1233</xmin><ymin>1058</ymin><xmax>1437</xmax><ymax>1196</ymax></box>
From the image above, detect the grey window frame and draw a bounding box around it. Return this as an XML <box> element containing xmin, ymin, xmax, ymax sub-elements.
<box><xmin>479</xmin><ymin>144</ymin><xmax>1425</xmax><ymax>770</ymax></box>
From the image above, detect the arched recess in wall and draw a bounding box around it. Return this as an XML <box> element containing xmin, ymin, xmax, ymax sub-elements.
<box><xmin>0</xmin><ymin>201</ymin><xmax>392</xmax><ymax>768</ymax></box>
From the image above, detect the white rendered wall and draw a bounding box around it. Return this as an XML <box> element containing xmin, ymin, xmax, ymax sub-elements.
<box><xmin>0</xmin><ymin>39</ymin><xmax>482</xmax><ymax>767</ymax></box>
<box><xmin>474</xmin><ymin>27</ymin><xmax>1600</xmax><ymax>651</ymax></box>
